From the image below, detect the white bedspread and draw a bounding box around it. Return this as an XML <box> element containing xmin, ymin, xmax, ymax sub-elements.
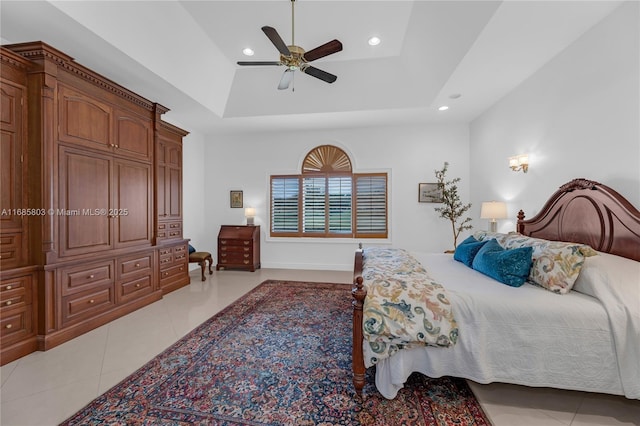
<box><xmin>373</xmin><ymin>253</ymin><xmax>628</xmax><ymax>399</ymax></box>
<box><xmin>572</xmin><ymin>252</ymin><xmax>640</xmax><ymax>399</ymax></box>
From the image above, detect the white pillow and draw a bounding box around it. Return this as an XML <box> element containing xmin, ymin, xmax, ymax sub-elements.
<box><xmin>572</xmin><ymin>251</ymin><xmax>640</xmax><ymax>298</ymax></box>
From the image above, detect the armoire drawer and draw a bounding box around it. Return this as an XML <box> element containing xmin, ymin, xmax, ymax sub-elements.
<box><xmin>1</xmin><ymin>306</ymin><xmax>33</xmax><ymax>344</ymax></box>
<box><xmin>159</xmin><ymin>262</ymin><xmax>187</xmax><ymax>282</ymax></box>
<box><xmin>117</xmin><ymin>274</ymin><xmax>153</xmax><ymax>304</ymax></box>
<box><xmin>157</xmin><ymin>222</ymin><xmax>182</xmax><ymax>240</ymax></box>
<box><xmin>0</xmin><ymin>233</ymin><xmax>22</xmax><ymax>267</ymax></box>
<box><xmin>60</xmin><ymin>260</ymin><xmax>114</xmax><ymax>296</ymax></box>
<box><xmin>118</xmin><ymin>252</ymin><xmax>153</xmax><ymax>280</ymax></box>
<box><xmin>0</xmin><ymin>274</ymin><xmax>32</xmax><ymax>311</ymax></box>
<box><xmin>61</xmin><ymin>284</ymin><xmax>115</xmax><ymax>326</ymax></box>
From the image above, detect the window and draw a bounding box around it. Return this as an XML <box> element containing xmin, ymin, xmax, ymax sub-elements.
<box><xmin>270</xmin><ymin>145</ymin><xmax>388</xmax><ymax>238</ymax></box>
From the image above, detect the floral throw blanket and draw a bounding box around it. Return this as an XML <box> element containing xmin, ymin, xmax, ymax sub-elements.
<box><xmin>361</xmin><ymin>247</ymin><xmax>458</xmax><ymax>367</ymax></box>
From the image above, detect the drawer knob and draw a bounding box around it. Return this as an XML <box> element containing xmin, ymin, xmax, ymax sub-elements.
<box><xmin>88</xmin><ymin>275</ymin><xmax>95</xmax><ymax>279</ymax></box>
<box><xmin>5</xmin><ymin>324</ymin><xmax>12</xmax><ymax>329</ymax></box>
<box><xmin>244</xmin><ymin>241</ymin><xmax>250</xmax><ymax>245</ymax></box>
<box><xmin>180</xmin><ymin>267</ymin><xmax>184</xmax><ymax>271</ymax></box>
<box><xmin>164</xmin><ymin>272</ymin><xmax>169</xmax><ymax>276</ymax></box>
<box><xmin>89</xmin><ymin>299</ymin><xmax>95</xmax><ymax>304</ymax></box>
<box><xmin>135</xmin><ymin>263</ymin><xmax>140</xmax><ymax>267</ymax></box>
<box><xmin>5</xmin><ymin>300</ymin><xmax>12</xmax><ymax>306</ymax></box>
<box><xmin>135</xmin><ymin>283</ymin><xmax>141</xmax><ymax>288</ymax></box>
<box><xmin>243</xmin><ymin>260</ymin><xmax>249</xmax><ymax>264</ymax></box>
<box><xmin>5</xmin><ymin>285</ymin><xmax>12</xmax><ymax>290</ymax></box>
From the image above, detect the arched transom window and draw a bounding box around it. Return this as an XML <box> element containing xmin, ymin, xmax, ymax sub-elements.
<box><xmin>270</xmin><ymin>145</ymin><xmax>388</xmax><ymax>238</ymax></box>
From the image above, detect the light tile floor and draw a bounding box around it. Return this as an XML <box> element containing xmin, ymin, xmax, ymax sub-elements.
<box><xmin>1</xmin><ymin>268</ymin><xmax>639</xmax><ymax>425</ymax></box>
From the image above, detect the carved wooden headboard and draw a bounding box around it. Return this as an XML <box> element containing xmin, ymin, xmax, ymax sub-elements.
<box><xmin>517</xmin><ymin>178</ymin><xmax>640</xmax><ymax>262</ymax></box>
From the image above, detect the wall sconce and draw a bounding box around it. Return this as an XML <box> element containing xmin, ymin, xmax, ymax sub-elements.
<box><xmin>509</xmin><ymin>154</ymin><xmax>529</xmax><ymax>173</ymax></box>
<box><xmin>245</xmin><ymin>207</ymin><xmax>256</xmax><ymax>226</ymax></box>
<box><xmin>480</xmin><ymin>201</ymin><xmax>507</xmax><ymax>232</ymax></box>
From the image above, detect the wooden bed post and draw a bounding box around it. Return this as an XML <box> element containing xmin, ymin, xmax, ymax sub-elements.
<box><xmin>517</xmin><ymin>209</ymin><xmax>526</xmax><ymax>233</ymax></box>
<box><xmin>352</xmin><ymin>247</ymin><xmax>367</xmax><ymax>396</ymax></box>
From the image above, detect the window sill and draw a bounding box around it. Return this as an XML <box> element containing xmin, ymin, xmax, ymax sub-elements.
<box><xmin>265</xmin><ymin>236</ymin><xmax>391</xmax><ymax>245</ymax></box>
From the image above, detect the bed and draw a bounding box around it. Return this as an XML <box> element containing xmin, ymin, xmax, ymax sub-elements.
<box><xmin>352</xmin><ymin>178</ymin><xmax>640</xmax><ymax>400</ymax></box>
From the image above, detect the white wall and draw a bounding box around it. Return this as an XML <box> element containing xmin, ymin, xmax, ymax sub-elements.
<box><xmin>181</xmin><ymin>130</ymin><xmax>207</xmax><ymax>271</ymax></box>
<box><xmin>469</xmin><ymin>1</ymin><xmax>639</xmax><ymax>233</ymax></box>
<box><xmin>202</xmin><ymin>124</ymin><xmax>470</xmax><ymax>270</ymax></box>
<box><xmin>183</xmin><ymin>3</ymin><xmax>638</xmax><ymax>271</ymax></box>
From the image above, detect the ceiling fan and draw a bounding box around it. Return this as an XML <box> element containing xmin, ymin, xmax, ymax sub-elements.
<box><xmin>237</xmin><ymin>0</ymin><xmax>343</xmax><ymax>90</ymax></box>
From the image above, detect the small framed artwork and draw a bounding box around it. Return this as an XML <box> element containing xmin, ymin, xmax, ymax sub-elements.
<box><xmin>230</xmin><ymin>190</ymin><xmax>243</xmax><ymax>208</ymax></box>
<box><xmin>418</xmin><ymin>183</ymin><xmax>443</xmax><ymax>203</ymax></box>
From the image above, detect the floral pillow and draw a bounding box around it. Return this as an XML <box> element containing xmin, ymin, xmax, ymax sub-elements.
<box><xmin>501</xmin><ymin>234</ymin><xmax>597</xmax><ymax>294</ymax></box>
<box><xmin>472</xmin><ymin>230</ymin><xmax>510</xmax><ymax>246</ymax></box>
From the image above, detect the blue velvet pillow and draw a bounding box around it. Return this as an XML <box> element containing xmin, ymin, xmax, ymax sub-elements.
<box><xmin>188</xmin><ymin>244</ymin><xmax>196</xmax><ymax>254</ymax></box>
<box><xmin>472</xmin><ymin>239</ymin><xmax>533</xmax><ymax>287</ymax></box>
<box><xmin>453</xmin><ymin>236</ymin><xmax>488</xmax><ymax>267</ymax></box>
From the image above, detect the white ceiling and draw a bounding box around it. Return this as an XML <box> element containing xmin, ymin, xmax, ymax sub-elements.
<box><xmin>0</xmin><ymin>1</ymin><xmax>623</xmax><ymax>136</ymax></box>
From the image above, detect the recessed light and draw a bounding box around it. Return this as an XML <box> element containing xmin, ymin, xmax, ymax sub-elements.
<box><xmin>449</xmin><ymin>93</ymin><xmax>462</xmax><ymax>99</ymax></box>
<box><xmin>438</xmin><ymin>106</ymin><xmax>449</xmax><ymax>111</ymax></box>
<box><xmin>242</xmin><ymin>48</ymin><xmax>254</xmax><ymax>56</ymax></box>
<box><xmin>368</xmin><ymin>36</ymin><xmax>381</xmax><ymax>46</ymax></box>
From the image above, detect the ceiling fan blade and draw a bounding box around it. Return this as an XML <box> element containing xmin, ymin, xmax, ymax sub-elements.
<box><xmin>237</xmin><ymin>61</ymin><xmax>281</xmax><ymax>66</ymax></box>
<box><xmin>278</xmin><ymin>69</ymin><xmax>294</xmax><ymax>90</ymax></box>
<box><xmin>262</xmin><ymin>26</ymin><xmax>291</xmax><ymax>56</ymax></box>
<box><xmin>302</xmin><ymin>39</ymin><xmax>343</xmax><ymax>62</ymax></box>
<box><xmin>303</xmin><ymin>66</ymin><xmax>337</xmax><ymax>84</ymax></box>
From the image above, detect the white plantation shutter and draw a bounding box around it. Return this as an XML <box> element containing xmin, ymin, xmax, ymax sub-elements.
<box><xmin>355</xmin><ymin>173</ymin><xmax>387</xmax><ymax>238</ymax></box>
<box><xmin>271</xmin><ymin>177</ymin><xmax>299</xmax><ymax>234</ymax></box>
<box><xmin>328</xmin><ymin>176</ymin><xmax>352</xmax><ymax>234</ymax></box>
<box><xmin>302</xmin><ymin>176</ymin><xmax>326</xmax><ymax>233</ymax></box>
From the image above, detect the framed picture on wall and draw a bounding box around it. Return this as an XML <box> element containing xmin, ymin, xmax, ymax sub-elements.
<box><xmin>230</xmin><ymin>190</ymin><xmax>243</xmax><ymax>208</ymax></box>
<box><xmin>418</xmin><ymin>183</ymin><xmax>443</xmax><ymax>203</ymax></box>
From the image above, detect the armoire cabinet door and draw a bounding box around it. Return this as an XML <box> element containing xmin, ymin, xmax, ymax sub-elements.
<box><xmin>1</xmin><ymin>80</ymin><xmax>26</xmax><ymax>269</ymax></box>
<box><xmin>113</xmin><ymin>159</ymin><xmax>152</xmax><ymax>248</ymax></box>
<box><xmin>114</xmin><ymin>109</ymin><xmax>152</xmax><ymax>162</ymax></box>
<box><xmin>156</xmin><ymin>139</ymin><xmax>182</xmax><ymax>221</ymax></box>
<box><xmin>167</xmin><ymin>165</ymin><xmax>182</xmax><ymax>219</ymax></box>
<box><xmin>58</xmin><ymin>147</ymin><xmax>112</xmax><ymax>256</ymax></box>
<box><xmin>58</xmin><ymin>85</ymin><xmax>112</xmax><ymax>153</ymax></box>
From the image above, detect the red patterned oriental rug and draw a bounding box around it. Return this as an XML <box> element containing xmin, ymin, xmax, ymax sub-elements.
<box><xmin>61</xmin><ymin>280</ymin><xmax>491</xmax><ymax>425</ymax></box>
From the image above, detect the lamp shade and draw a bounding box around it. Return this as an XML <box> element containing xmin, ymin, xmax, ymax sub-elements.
<box><xmin>244</xmin><ymin>207</ymin><xmax>256</xmax><ymax>218</ymax></box>
<box><xmin>480</xmin><ymin>201</ymin><xmax>507</xmax><ymax>220</ymax></box>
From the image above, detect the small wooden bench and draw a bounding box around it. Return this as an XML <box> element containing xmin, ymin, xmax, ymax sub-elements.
<box><xmin>189</xmin><ymin>251</ymin><xmax>213</xmax><ymax>281</ymax></box>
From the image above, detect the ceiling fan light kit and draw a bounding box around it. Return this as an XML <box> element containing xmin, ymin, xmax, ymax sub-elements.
<box><xmin>237</xmin><ymin>0</ymin><xmax>343</xmax><ymax>90</ymax></box>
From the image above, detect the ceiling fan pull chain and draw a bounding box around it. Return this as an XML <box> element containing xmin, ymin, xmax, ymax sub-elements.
<box><xmin>291</xmin><ymin>0</ymin><xmax>295</xmax><ymax>46</ymax></box>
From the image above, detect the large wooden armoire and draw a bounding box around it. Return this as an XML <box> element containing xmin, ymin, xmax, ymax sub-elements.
<box><xmin>0</xmin><ymin>42</ymin><xmax>190</xmax><ymax>365</ymax></box>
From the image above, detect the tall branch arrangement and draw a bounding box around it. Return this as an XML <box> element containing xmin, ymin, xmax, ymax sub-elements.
<box><xmin>433</xmin><ymin>162</ymin><xmax>472</xmax><ymax>249</ymax></box>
